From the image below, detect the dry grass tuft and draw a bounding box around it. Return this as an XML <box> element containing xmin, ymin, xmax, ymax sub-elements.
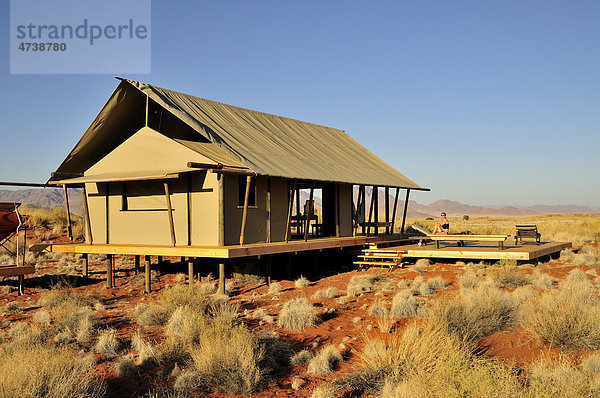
<box><xmin>94</xmin><ymin>329</ymin><xmax>120</xmax><ymax>358</ymax></box>
<box><xmin>291</xmin><ymin>349</ymin><xmax>312</xmax><ymax>366</ymax></box>
<box><xmin>251</xmin><ymin>309</ymin><xmax>274</xmax><ymax>324</ymax></box>
<box><xmin>390</xmin><ymin>289</ymin><xmax>423</xmax><ymax>319</ymax></box>
<box><xmin>132</xmin><ymin>332</ymin><xmax>159</xmax><ymax>367</ymax></box>
<box><xmin>531</xmin><ymin>269</ymin><xmax>556</xmax><ymax>290</ymax></box>
<box><xmin>295</xmin><ymin>276</ymin><xmax>310</xmax><ymax>288</ymax></box>
<box><xmin>307</xmin><ymin>345</ymin><xmax>342</xmax><ymax>375</ymax></box>
<box><xmin>458</xmin><ymin>270</ymin><xmax>479</xmax><ymax>290</ymax></box>
<box><xmin>346</xmin><ymin>274</ymin><xmax>385</xmax><ymax>297</ymax></box>
<box><xmin>268</xmin><ymin>282</ymin><xmax>283</xmax><ymax>295</ymax></box>
<box><xmin>409</xmin><ymin>259</ymin><xmax>430</xmax><ymax>275</ymax></box>
<box><xmin>312</xmin><ymin>287</ymin><xmax>337</xmax><ymax>299</ymax></box>
<box><xmin>488</xmin><ymin>266</ymin><xmax>532</xmax><ymax>289</ymax></box>
<box><xmin>278</xmin><ymin>298</ymin><xmax>318</xmax><ymax>330</ymax></box>
<box><xmin>116</xmin><ymin>354</ymin><xmax>138</xmax><ymax>377</ymax></box>
<box><xmin>368</xmin><ymin>299</ymin><xmax>389</xmax><ymax>316</ymax></box>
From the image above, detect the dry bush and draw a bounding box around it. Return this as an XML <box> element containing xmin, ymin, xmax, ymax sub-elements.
<box><xmin>409</xmin><ymin>259</ymin><xmax>430</xmax><ymax>275</ymax></box>
<box><xmin>133</xmin><ymin>285</ymin><xmax>209</xmax><ymax>327</ymax></box>
<box><xmin>33</xmin><ymin>310</ymin><xmax>51</xmax><ymax>326</ymax></box>
<box><xmin>38</xmin><ymin>284</ymin><xmax>101</xmax><ymax>308</ymax></box>
<box><xmin>458</xmin><ymin>271</ymin><xmax>479</xmax><ymax>290</ymax></box>
<box><xmin>311</xmin><ymin>384</ymin><xmax>337</xmax><ymax>398</ymax></box>
<box><xmin>94</xmin><ymin>329</ymin><xmax>120</xmax><ymax>357</ymax></box>
<box><xmin>519</xmin><ymin>277</ymin><xmax>600</xmax><ymax>349</ymax></box>
<box><xmin>430</xmin><ymin>284</ymin><xmax>514</xmax><ymax>342</ymax></box>
<box><xmin>233</xmin><ymin>272</ymin><xmax>265</xmax><ymax>286</ymax></box>
<box><xmin>410</xmin><ymin>276</ymin><xmax>446</xmax><ymax>296</ymax></box>
<box><xmin>369</xmin><ymin>299</ymin><xmax>389</xmax><ymax>316</ymax></box>
<box><xmin>510</xmin><ymin>285</ymin><xmax>539</xmax><ymax>305</ymax></box>
<box><xmin>531</xmin><ymin>269</ymin><xmax>556</xmax><ymax>290</ymax></box>
<box><xmin>291</xmin><ymin>349</ymin><xmax>312</xmax><ymax>366</ymax></box>
<box><xmin>390</xmin><ymin>289</ymin><xmax>423</xmax><ymax>319</ymax></box>
<box><xmin>132</xmin><ymin>332</ymin><xmax>160</xmax><ymax>367</ymax></box>
<box><xmin>50</xmin><ymin>302</ymin><xmax>95</xmax><ymax>335</ymax></box>
<box><xmin>377</xmin><ymin>314</ymin><xmax>395</xmax><ymax>333</ymax></box>
<box><xmin>346</xmin><ymin>274</ymin><xmax>385</xmax><ymax>297</ymax></box>
<box><xmin>295</xmin><ymin>276</ymin><xmax>310</xmax><ymax>288</ymax></box>
<box><xmin>488</xmin><ymin>266</ymin><xmax>532</xmax><ymax>289</ymax></box>
<box><xmin>268</xmin><ymin>282</ymin><xmax>282</xmax><ymax>295</ymax></box>
<box><xmin>307</xmin><ymin>345</ymin><xmax>342</xmax><ymax>375</ymax></box>
<box><xmin>581</xmin><ymin>352</ymin><xmax>600</xmax><ymax>375</ymax></box>
<box><xmin>116</xmin><ymin>354</ymin><xmax>138</xmax><ymax>377</ymax></box>
<box><xmin>278</xmin><ymin>298</ymin><xmax>318</xmax><ymax>330</ymax></box>
<box><xmin>312</xmin><ymin>287</ymin><xmax>337</xmax><ymax>299</ymax></box>
<box><xmin>527</xmin><ymin>355</ymin><xmax>600</xmax><ymax>397</ymax></box>
<box><xmin>565</xmin><ymin>267</ymin><xmax>589</xmax><ymax>282</ymax></box>
<box><xmin>0</xmin><ymin>343</ymin><xmax>104</xmax><ymax>397</ymax></box>
<box><xmin>251</xmin><ymin>309</ymin><xmax>274</xmax><ymax>324</ymax></box>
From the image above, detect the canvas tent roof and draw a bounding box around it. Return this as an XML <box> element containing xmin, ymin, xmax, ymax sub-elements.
<box><xmin>50</xmin><ymin>78</ymin><xmax>426</xmax><ymax>190</ymax></box>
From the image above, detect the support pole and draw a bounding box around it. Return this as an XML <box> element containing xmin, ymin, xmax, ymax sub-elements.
<box><xmin>218</xmin><ymin>174</ymin><xmax>225</xmax><ymax>246</ymax></box>
<box><xmin>390</xmin><ymin>188</ymin><xmax>400</xmax><ymax>234</ymax></box>
<box><xmin>360</xmin><ymin>185</ymin><xmax>366</xmax><ymax>235</ymax></box>
<box><xmin>367</xmin><ymin>187</ymin><xmax>375</xmax><ymax>236</ymax></box>
<box><xmin>144</xmin><ymin>255</ymin><xmax>151</xmax><ymax>293</ymax></box>
<box><xmin>266</xmin><ymin>178</ymin><xmax>271</xmax><ymax>243</ymax></box>
<box><xmin>218</xmin><ymin>262</ymin><xmax>226</xmax><ymax>295</ymax></box>
<box><xmin>83</xmin><ymin>253</ymin><xmax>89</xmax><ymax>278</ymax></box>
<box><xmin>134</xmin><ymin>255</ymin><xmax>140</xmax><ymax>275</ymax></box>
<box><xmin>401</xmin><ymin>189</ymin><xmax>411</xmax><ymax>234</ymax></box>
<box><xmin>106</xmin><ymin>254</ymin><xmax>113</xmax><ymax>288</ymax></box>
<box><xmin>164</xmin><ymin>181</ymin><xmax>176</xmax><ymax>246</ymax></box>
<box><xmin>62</xmin><ymin>184</ymin><xmax>73</xmax><ymax>241</ymax></box>
<box><xmin>266</xmin><ymin>256</ymin><xmax>272</xmax><ymax>286</ymax></box>
<box><xmin>82</xmin><ymin>186</ymin><xmax>92</xmax><ymax>243</ymax></box>
<box><xmin>374</xmin><ymin>186</ymin><xmax>379</xmax><ymax>236</ymax></box>
<box><xmin>188</xmin><ymin>260</ymin><xmax>194</xmax><ymax>290</ymax></box>
<box><xmin>385</xmin><ymin>187</ymin><xmax>390</xmax><ymax>234</ymax></box>
<box><xmin>285</xmin><ymin>181</ymin><xmax>296</xmax><ymax>242</ymax></box>
<box><xmin>304</xmin><ymin>183</ymin><xmax>314</xmax><ymax>242</ymax></box>
<box><xmin>145</xmin><ymin>95</ymin><xmax>149</xmax><ymax>127</ymax></box>
<box><xmin>239</xmin><ymin>175</ymin><xmax>251</xmax><ymax>245</ymax></box>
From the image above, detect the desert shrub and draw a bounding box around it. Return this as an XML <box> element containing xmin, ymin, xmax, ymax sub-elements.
<box><xmin>489</xmin><ymin>266</ymin><xmax>532</xmax><ymax>289</ymax></box>
<box><xmin>33</xmin><ymin>310</ymin><xmax>51</xmax><ymax>326</ymax></box>
<box><xmin>116</xmin><ymin>354</ymin><xmax>137</xmax><ymax>377</ymax></box>
<box><xmin>132</xmin><ymin>332</ymin><xmax>160</xmax><ymax>367</ymax></box>
<box><xmin>132</xmin><ymin>303</ymin><xmax>169</xmax><ymax>327</ymax></box>
<box><xmin>346</xmin><ymin>274</ymin><xmax>385</xmax><ymax>297</ymax></box>
<box><xmin>458</xmin><ymin>271</ymin><xmax>479</xmax><ymax>290</ymax></box>
<box><xmin>527</xmin><ymin>356</ymin><xmax>600</xmax><ymax>397</ymax></box>
<box><xmin>38</xmin><ymin>285</ymin><xmax>101</xmax><ymax>308</ymax></box>
<box><xmin>581</xmin><ymin>352</ymin><xmax>600</xmax><ymax>374</ymax></box>
<box><xmin>409</xmin><ymin>259</ymin><xmax>430</xmax><ymax>275</ymax></box>
<box><xmin>295</xmin><ymin>276</ymin><xmax>310</xmax><ymax>288</ymax></box>
<box><xmin>565</xmin><ymin>268</ymin><xmax>589</xmax><ymax>282</ymax></box>
<box><xmin>369</xmin><ymin>299</ymin><xmax>389</xmax><ymax>316</ymax></box>
<box><xmin>0</xmin><ymin>343</ymin><xmax>104</xmax><ymax>397</ymax></box>
<box><xmin>377</xmin><ymin>314</ymin><xmax>395</xmax><ymax>333</ymax></box>
<box><xmin>411</xmin><ymin>276</ymin><xmax>446</xmax><ymax>296</ymax></box>
<box><xmin>430</xmin><ymin>284</ymin><xmax>514</xmax><ymax>342</ymax></box>
<box><xmin>268</xmin><ymin>282</ymin><xmax>282</xmax><ymax>295</ymax></box>
<box><xmin>519</xmin><ymin>277</ymin><xmax>600</xmax><ymax>349</ymax></box>
<box><xmin>50</xmin><ymin>302</ymin><xmax>95</xmax><ymax>335</ymax></box>
<box><xmin>94</xmin><ymin>329</ymin><xmax>119</xmax><ymax>357</ymax></box>
<box><xmin>390</xmin><ymin>289</ymin><xmax>422</xmax><ymax>319</ymax></box>
<box><xmin>312</xmin><ymin>287</ymin><xmax>337</xmax><ymax>299</ymax></box>
<box><xmin>251</xmin><ymin>309</ymin><xmax>274</xmax><ymax>324</ymax></box>
<box><xmin>233</xmin><ymin>272</ymin><xmax>265</xmax><ymax>286</ymax></box>
<box><xmin>291</xmin><ymin>350</ymin><xmax>312</xmax><ymax>366</ymax></box>
<box><xmin>531</xmin><ymin>269</ymin><xmax>556</xmax><ymax>290</ymax></box>
<box><xmin>307</xmin><ymin>345</ymin><xmax>342</xmax><ymax>375</ymax></box>
<box><xmin>311</xmin><ymin>384</ymin><xmax>338</xmax><ymax>398</ymax></box>
<box><xmin>278</xmin><ymin>298</ymin><xmax>318</xmax><ymax>330</ymax></box>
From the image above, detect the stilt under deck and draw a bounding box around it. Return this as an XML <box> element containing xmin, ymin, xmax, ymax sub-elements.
<box><xmin>393</xmin><ymin>240</ymin><xmax>571</xmax><ymax>261</ymax></box>
<box><xmin>31</xmin><ymin>235</ymin><xmax>417</xmax><ymax>259</ymax></box>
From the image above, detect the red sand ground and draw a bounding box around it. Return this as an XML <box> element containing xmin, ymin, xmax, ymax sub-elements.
<box><xmin>0</xmin><ymin>234</ymin><xmax>597</xmax><ymax>397</ymax></box>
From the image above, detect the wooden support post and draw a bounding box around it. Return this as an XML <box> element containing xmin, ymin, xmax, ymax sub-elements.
<box><xmin>335</xmin><ymin>184</ymin><xmax>341</xmax><ymax>237</ymax></box>
<box><xmin>285</xmin><ymin>181</ymin><xmax>296</xmax><ymax>242</ymax></box>
<box><xmin>286</xmin><ymin>254</ymin><xmax>292</xmax><ymax>279</ymax></box>
<box><xmin>218</xmin><ymin>174</ymin><xmax>225</xmax><ymax>246</ymax></box>
<box><xmin>145</xmin><ymin>95</ymin><xmax>149</xmax><ymax>126</ymax></box>
<box><xmin>164</xmin><ymin>181</ymin><xmax>176</xmax><ymax>246</ymax></box>
<box><xmin>266</xmin><ymin>178</ymin><xmax>271</xmax><ymax>243</ymax></box>
<box><xmin>360</xmin><ymin>185</ymin><xmax>366</xmax><ymax>235</ymax></box>
<box><xmin>105</xmin><ymin>183</ymin><xmax>109</xmax><ymax>244</ymax></box>
<box><xmin>62</xmin><ymin>184</ymin><xmax>73</xmax><ymax>241</ymax></box>
<box><xmin>390</xmin><ymin>188</ymin><xmax>400</xmax><ymax>234</ymax></box>
<box><xmin>239</xmin><ymin>175</ymin><xmax>252</xmax><ymax>245</ymax></box>
<box><xmin>83</xmin><ymin>253</ymin><xmax>89</xmax><ymax>278</ymax></box>
<box><xmin>188</xmin><ymin>260</ymin><xmax>194</xmax><ymax>290</ymax></box>
<box><xmin>401</xmin><ymin>189</ymin><xmax>411</xmax><ymax>234</ymax></box>
<box><xmin>106</xmin><ymin>254</ymin><xmax>113</xmax><ymax>288</ymax></box>
<box><xmin>374</xmin><ymin>186</ymin><xmax>379</xmax><ymax>236</ymax></box>
<box><xmin>144</xmin><ymin>255</ymin><xmax>151</xmax><ymax>293</ymax></box>
<box><xmin>304</xmin><ymin>183</ymin><xmax>314</xmax><ymax>242</ymax></box>
<box><xmin>385</xmin><ymin>187</ymin><xmax>390</xmax><ymax>234</ymax></box>
<box><xmin>366</xmin><ymin>187</ymin><xmax>375</xmax><ymax>236</ymax></box>
<box><xmin>218</xmin><ymin>262</ymin><xmax>226</xmax><ymax>295</ymax></box>
<box><xmin>266</xmin><ymin>256</ymin><xmax>272</xmax><ymax>286</ymax></box>
<box><xmin>134</xmin><ymin>255</ymin><xmax>140</xmax><ymax>275</ymax></box>
<box><xmin>82</xmin><ymin>186</ymin><xmax>92</xmax><ymax>243</ymax></box>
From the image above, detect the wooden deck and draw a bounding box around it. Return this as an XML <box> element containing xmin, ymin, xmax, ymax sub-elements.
<box><xmin>31</xmin><ymin>235</ymin><xmax>418</xmax><ymax>259</ymax></box>
<box><xmin>0</xmin><ymin>265</ymin><xmax>35</xmax><ymax>277</ymax></box>
<box><xmin>395</xmin><ymin>240</ymin><xmax>571</xmax><ymax>261</ymax></box>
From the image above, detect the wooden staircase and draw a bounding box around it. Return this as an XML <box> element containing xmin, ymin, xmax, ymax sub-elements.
<box><xmin>354</xmin><ymin>244</ymin><xmax>407</xmax><ymax>271</ymax></box>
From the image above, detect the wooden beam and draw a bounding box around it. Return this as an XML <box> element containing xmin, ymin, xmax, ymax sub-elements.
<box><xmin>401</xmin><ymin>189</ymin><xmax>411</xmax><ymax>234</ymax></box>
<box><xmin>218</xmin><ymin>174</ymin><xmax>225</xmax><ymax>246</ymax></box>
<box><xmin>360</xmin><ymin>185</ymin><xmax>366</xmax><ymax>235</ymax></box>
<box><xmin>106</xmin><ymin>254</ymin><xmax>113</xmax><ymax>288</ymax></box>
<box><xmin>266</xmin><ymin>256</ymin><xmax>272</xmax><ymax>286</ymax></box>
<box><xmin>164</xmin><ymin>181</ymin><xmax>176</xmax><ymax>246</ymax></box>
<box><xmin>304</xmin><ymin>183</ymin><xmax>315</xmax><ymax>242</ymax></box>
<box><xmin>145</xmin><ymin>95</ymin><xmax>149</xmax><ymax>127</ymax></box>
<box><xmin>366</xmin><ymin>187</ymin><xmax>375</xmax><ymax>236</ymax></box>
<box><xmin>134</xmin><ymin>255</ymin><xmax>140</xmax><ymax>275</ymax></box>
<box><xmin>144</xmin><ymin>255</ymin><xmax>151</xmax><ymax>293</ymax></box>
<box><xmin>81</xmin><ymin>186</ymin><xmax>92</xmax><ymax>243</ymax></box>
<box><xmin>239</xmin><ymin>175</ymin><xmax>252</xmax><ymax>246</ymax></box>
<box><xmin>62</xmin><ymin>184</ymin><xmax>73</xmax><ymax>241</ymax></box>
<box><xmin>285</xmin><ymin>181</ymin><xmax>296</xmax><ymax>243</ymax></box>
<box><xmin>385</xmin><ymin>187</ymin><xmax>390</xmax><ymax>234</ymax></box>
<box><xmin>187</xmin><ymin>174</ymin><xmax>192</xmax><ymax>246</ymax></box>
<box><xmin>105</xmin><ymin>183</ymin><xmax>109</xmax><ymax>244</ymax></box>
<box><xmin>83</xmin><ymin>253</ymin><xmax>89</xmax><ymax>278</ymax></box>
<box><xmin>266</xmin><ymin>178</ymin><xmax>271</xmax><ymax>243</ymax></box>
<box><xmin>218</xmin><ymin>262</ymin><xmax>226</xmax><ymax>295</ymax></box>
<box><xmin>374</xmin><ymin>186</ymin><xmax>379</xmax><ymax>236</ymax></box>
<box><xmin>390</xmin><ymin>188</ymin><xmax>399</xmax><ymax>234</ymax></box>
<box><xmin>188</xmin><ymin>260</ymin><xmax>194</xmax><ymax>290</ymax></box>
<box><xmin>335</xmin><ymin>184</ymin><xmax>341</xmax><ymax>237</ymax></box>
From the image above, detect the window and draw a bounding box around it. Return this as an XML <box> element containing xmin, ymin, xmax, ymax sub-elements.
<box><xmin>238</xmin><ymin>176</ymin><xmax>256</xmax><ymax>207</ymax></box>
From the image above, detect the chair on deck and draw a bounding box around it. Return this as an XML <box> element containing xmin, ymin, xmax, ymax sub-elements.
<box><xmin>0</xmin><ymin>203</ymin><xmax>35</xmax><ymax>295</ymax></box>
<box><xmin>515</xmin><ymin>224</ymin><xmax>541</xmax><ymax>245</ymax></box>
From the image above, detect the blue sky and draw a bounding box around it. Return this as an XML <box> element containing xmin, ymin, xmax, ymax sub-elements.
<box><xmin>1</xmin><ymin>1</ymin><xmax>598</xmax><ymax>206</ymax></box>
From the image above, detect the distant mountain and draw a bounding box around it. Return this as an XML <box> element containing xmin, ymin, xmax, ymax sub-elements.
<box><xmin>0</xmin><ymin>188</ymin><xmax>82</xmax><ymax>214</ymax></box>
<box><xmin>0</xmin><ymin>188</ymin><xmax>597</xmax><ymax>219</ymax></box>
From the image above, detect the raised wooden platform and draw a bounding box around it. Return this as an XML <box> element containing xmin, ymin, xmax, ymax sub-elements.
<box><xmin>395</xmin><ymin>240</ymin><xmax>571</xmax><ymax>261</ymax></box>
<box><xmin>0</xmin><ymin>265</ymin><xmax>35</xmax><ymax>277</ymax></box>
<box><xmin>30</xmin><ymin>235</ymin><xmax>418</xmax><ymax>259</ymax></box>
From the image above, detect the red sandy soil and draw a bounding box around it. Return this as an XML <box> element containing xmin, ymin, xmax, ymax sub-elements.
<box><xmin>0</xmin><ymin>234</ymin><xmax>598</xmax><ymax>397</ymax></box>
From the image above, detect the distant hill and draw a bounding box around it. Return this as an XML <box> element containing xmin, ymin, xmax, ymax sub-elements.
<box><xmin>1</xmin><ymin>188</ymin><xmax>597</xmax><ymax>219</ymax></box>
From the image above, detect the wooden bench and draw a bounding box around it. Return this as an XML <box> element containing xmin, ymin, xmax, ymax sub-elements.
<box><xmin>428</xmin><ymin>234</ymin><xmax>510</xmax><ymax>250</ymax></box>
<box><xmin>515</xmin><ymin>224</ymin><xmax>541</xmax><ymax>245</ymax></box>
<box><xmin>354</xmin><ymin>245</ymin><xmax>406</xmax><ymax>271</ymax></box>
